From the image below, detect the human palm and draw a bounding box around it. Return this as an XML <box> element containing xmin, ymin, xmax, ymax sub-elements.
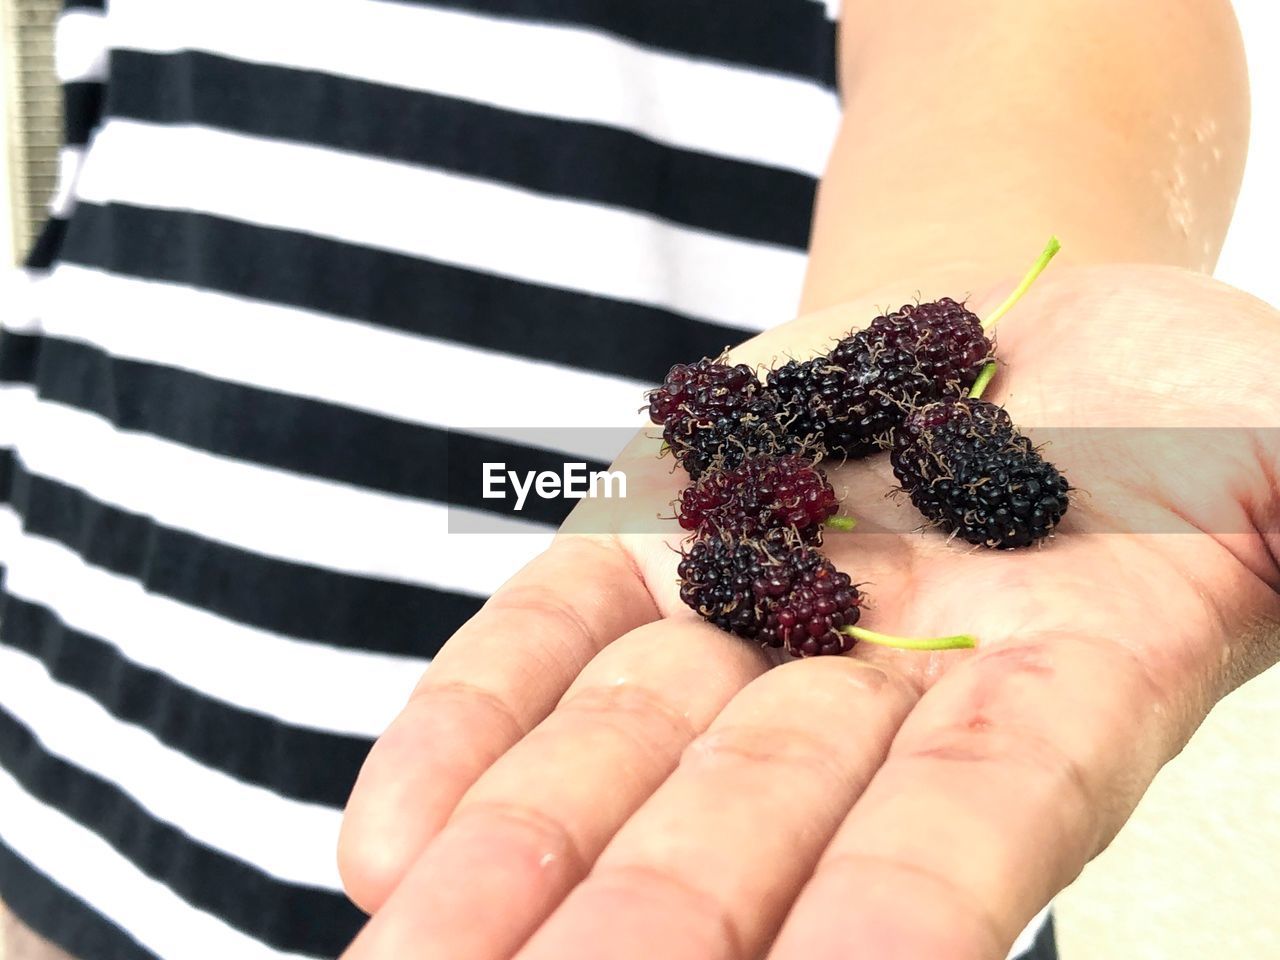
<box><xmin>340</xmin><ymin>264</ymin><xmax>1280</xmax><ymax>960</ymax></box>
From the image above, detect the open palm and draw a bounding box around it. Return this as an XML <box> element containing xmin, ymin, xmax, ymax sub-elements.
<box><xmin>339</xmin><ymin>264</ymin><xmax>1280</xmax><ymax>960</ymax></box>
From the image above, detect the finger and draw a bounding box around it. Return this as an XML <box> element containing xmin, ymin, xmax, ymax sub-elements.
<box><xmin>769</xmin><ymin>633</ymin><xmax>1196</xmax><ymax>960</ymax></box>
<box><xmin>341</xmin><ymin>619</ymin><xmax>768</xmax><ymax>960</ymax></box>
<box><xmin>514</xmin><ymin>656</ymin><xmax>920</xmax><ymax>960</ymax></box>
<box><xmin>339</xmin><ymin>534</ymin><xmax>660</xmax><ymax>912</ymax></box>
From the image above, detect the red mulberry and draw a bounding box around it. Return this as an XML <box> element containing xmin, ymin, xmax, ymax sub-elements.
<box><xmin>648</xmin><ymin>358</ymin><xmax>797</xmax><ymax>478</ymax></box>
<box><xmin>675</xmin><ymin>454</ymin><xmax>840</xmax><ymax>544</ymax></box>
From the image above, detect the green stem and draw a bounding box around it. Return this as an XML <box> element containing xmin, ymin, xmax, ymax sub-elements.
<box><xmin>841</xmin><ymin>625</ymin><xmax>977</xmax><ymax>651</ymax></box>
<box><xmin>981</xmin><ymin>235</ymin><xmax>1062</xmax><ymax>332</ymax></box>
<box><xmin>824</xmin><ymin>515</ymin><xmax>857</xmax><ymax>531</ymax></box>
<box><xmin>967</xmin><ymin>361</ymin><xmax>998</xmax><ymax>400</ymax></box>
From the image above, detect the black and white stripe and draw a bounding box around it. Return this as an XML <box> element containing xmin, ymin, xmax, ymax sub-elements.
<box><xmin>56</xmin><ymin>202</ymin><xmax>744</xmax><ymax>383</ymax></box>
<box><xmin>0</xmin><ymin>748</ymin><xmax>354</xmax><ymax>958</ymax></box>
<box><xmin>0</xmin><ymin>838</ymin><xmax>157</xmax><ymax>960</ymax></box>
<box><xmin>73</xmin><ymin>119</ymin><xmax>809</xmax><ymax>329</ymax></box>
<box><xmin>0</xmin><ymin>579</ymin><xmax>373</xmax><ymax>808</ymax></box>
<box><xmin>103</xmin><ymin>0</ymin><xmax>841</xmax><ymax>175</ymax></box>
<box><xmin>106</xmin><ymin>49</ymin><xmax>818</xmax><ymax>250</ymax></box>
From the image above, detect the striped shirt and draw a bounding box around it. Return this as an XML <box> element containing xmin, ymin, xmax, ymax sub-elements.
<box><xmin>0</xmin><ymin>2</ymin><xmax>1055</xmax><ymax>957</ymax></box>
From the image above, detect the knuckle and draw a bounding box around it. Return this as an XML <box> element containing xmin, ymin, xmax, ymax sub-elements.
<box><xmin>682</xmin><ymin>723</ymin><xmax>845</xmax><ymax>786</ymax></box>
<box><xmin>589</xmin><ymin>863</ymin><xmax>746</xmax><ymax>960</ymax></box>
<box><xmin>408</xmin><ymin>678</ymin><xmax>527</xmax><ymax>741</ymax></box>
<box><xmin>904</xmin><ymin>719</ymin><xmax>1097</xmax><ymax>828</ymax></box>
<box><xmin>783</xmin><ymin>655</ymin><xmax>917</xmax><ymax>704</ymax></box>
<box><xmin>484</xmin><ymin>587</ymin><xmax>600</xmax><ymax>656</ymax></box>
<box><xmin>972</xmin><ymin>640</ymin><xmax>1058</xmax><ymax>675</ymax></box>
<box><xmin>818</xmin><ymin>851</ymin><xmax>1006</xmax><ymax>956</ymax></box>
<box><xmin>450</xmin><ymin>800</ymin><xmax>588</xmax><ymax>875</ymax></box>
<box><xmin>983</xmin><ymin>633</ymin><xmax>1172</xmax><ymax>714</ymax></box>
<box><xmin>559</xmin><ymin>682</ymin><xmax>696</xmax><ymax>743</ymax></box>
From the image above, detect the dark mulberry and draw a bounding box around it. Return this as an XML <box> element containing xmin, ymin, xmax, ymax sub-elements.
<box><xmin>891</xmin><ymin>398</ymin><xmax>1070</xmax><ymax>548</ymax></box>
<box><xmin>677</xmin><ymin>536</ymin><xmax>862</xmax><ymax>657</ymax></box>
<box><xmin>770</xmin><ymin>298</ymin><xmax>992</xmax><ymax>459</ymax></box>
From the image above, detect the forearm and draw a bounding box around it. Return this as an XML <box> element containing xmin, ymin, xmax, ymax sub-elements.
<box><xmin>801</xmin><ymin>0</ymin><xmax>1250</xmax><ymax>311</ymax></box>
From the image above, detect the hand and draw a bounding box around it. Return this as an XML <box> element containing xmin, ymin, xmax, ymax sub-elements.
<box><xmin>337</xmin><ymin>264</ymin><xmax>1280</xmax><ymax>959</ymax></box>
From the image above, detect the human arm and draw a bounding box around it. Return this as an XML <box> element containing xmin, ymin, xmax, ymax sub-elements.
<box><xmin>336</xmin><ymin>3</ymin><xmax>1270</xmax><ymax>958</ymax></box>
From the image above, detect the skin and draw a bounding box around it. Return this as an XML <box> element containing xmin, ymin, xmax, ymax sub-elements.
<box><xmin>338</xmin><ymin>1</ymin><xmax>1272</xmax><ymax>957</ymax></box>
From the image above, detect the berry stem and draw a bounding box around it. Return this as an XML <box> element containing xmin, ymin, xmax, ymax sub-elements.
<box><xmin>840</xmin><ymin>626</ymin><xmax>977</xmax><ymax>651</ymax></box>
<box><xmin>824</xmin><ymin>515</ymin><xmax>857</xmax><ymax>531</ymax></box>
<box><xmin>967</xmin><ymin>361</ymin><xmax>998</xmax><ymax>400</ymax></box>
<box><xmin>981</xmin><ymin>235</ymin><xmax>1061</xmax><ymax>333</ymax></box>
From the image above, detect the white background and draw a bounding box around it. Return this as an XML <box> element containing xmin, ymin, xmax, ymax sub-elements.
<box><xmin>1216</xmin><ymin>0</ymin><xmax>1280</xmax><ymax>308</ymax></box>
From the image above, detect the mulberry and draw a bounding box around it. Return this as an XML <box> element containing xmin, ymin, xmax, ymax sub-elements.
<box><xmin>770</xmin><ymin>298</ymin><xmax>992</xmax><ymax>459</ymax></box>
<box><xmin>677</xmin><ymin>536</ymin><xmax>862</xmax><ymax>657</ymax></box>
<box><xmin>891</xmin><ymin>398</ymin><xmax>1070</xmax><ymax>548</ymax></box>
<box><xmin>648</xmin><ymin>358</ymin><xmax>796</xmax><ymax>478</ymax></box>
<box><xmin>675</xmin><ymin>454</ymin><xmax>841</xmax><ymax>544</ymax></box>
